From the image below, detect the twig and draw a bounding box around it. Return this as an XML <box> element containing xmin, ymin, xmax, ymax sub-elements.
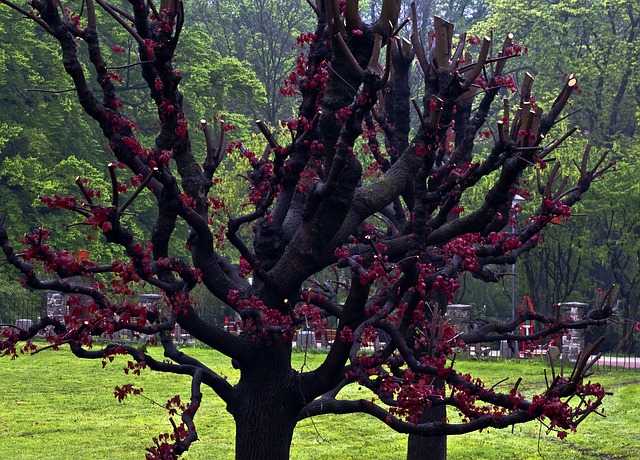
<box><xmin>108</xmin><ymin>162</ymin><xmax>119</xmax><ymax>209</ymax></box>
<box><xmin>2</xmin><ymin>0</ymin><xmax>54</xmax><ymax>34</ymax></box>
<box><xmin>25</xmin><ymin>88</ymin><xmax>77</xmax><ymax>94</ymax></box>
<box><xmin>119</xmin><ymin>168</ymin><xmax>157</xmax><ymax>214</ymax></box>
<box><xmin>411</xmin><ymin>98</ymin><xmax>426</xmax><ymax>129</ymax></box>
<box><xmin>102</xmin><ymin>0</ymin><xmax>135</xmax><ymax>22</ymax></box>
<box><xmin>107</xmin><ymin>60</ymin><xmax>154</xmax><ymax>70</ymax></box>
<box><xmin>553</xmin><ymin>108</ymin><xmax>583</xmax><ymax>126</ymax></box>
<box><xmin>490</xmin><ymin>377</ymin><xmax>509</xmax><ymax>390</ymax></box>
<box><xmin>95</xmin><ymin>0</ymin><xmax>146</xmax><ymax>48</ymax></box>
<box><xmin>457</xmin><ymin>54</ymin><xmax>514</xmax><ymax>74</ymax></box>
<box><xmin>32</xmin><ymin>340</ymin><xmax>72</xmax><ymax>355</ymax></box>
<box><xmin>392</xmin><ymin>17</ymin><xmax>410</xmax><ymax>37</ymax></box>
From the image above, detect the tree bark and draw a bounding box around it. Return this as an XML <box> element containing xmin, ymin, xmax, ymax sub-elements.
<box><xmin>234</xmin><ymin>405</ymin><xmax>297</xmax><ymax>460</ymax></box>
<box><xmin>229</xmin><ymin>341</ymin><xmax>303</xmax><ymax>460</ymax></box>
<box><xmin>407</xmin><ymin>293</ymin><xmax>449</xmax><ymax>460</ymax></box>
<box><xmin>406</xmin><ymin>380</ymin><xmax>447</xmax><ymax>460</ymax></box>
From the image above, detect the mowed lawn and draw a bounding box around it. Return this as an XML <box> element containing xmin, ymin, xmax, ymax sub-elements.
<box><xmin>1</xmin><ymin>346</ymin><xmax>639</xmax><ymax>460</ymax></box>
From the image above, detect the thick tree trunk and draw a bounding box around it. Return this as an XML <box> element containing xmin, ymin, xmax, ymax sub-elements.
<box><xmin>229</xmin><ymin>340</ymin><xmax>303</xmax><ymax>460</ymax></box>
<box><xmin>234</xmin><ymin>400</ymin><xmax>298</xmax><ymax>460</ymax></box>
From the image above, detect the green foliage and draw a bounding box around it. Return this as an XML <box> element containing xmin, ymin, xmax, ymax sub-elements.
<box><xmin>186</xmin><ymin>0</ymin><xmax>314</xmax><ymax>124</ymax></box>
<box><xmin>477</xmin><ymin>0</ymin><xmax>640</xmax><ymax>144</ymax></box>
<box><xmin>0</xmin><ymin>9</ymin><xmax>103</xmax><ymax>164</ymax></box>
<box><xmin>460</xmin><ymin>1</ymin><xmax>640</xmax><ymax>334</ymax></box>
<box><xmin>0</xmin><ymin>155</ymin><xmax>131</xmax><ymax>262</ymax></box>
<box><xmin>177</xmin><ymin>23</ymin><xmax>267</xmax><ymax>136</ymax></box>
<box><xmin>0</xmin><ymin>8</ymin><xmax>267</xmax><ymax>295</ymax></box>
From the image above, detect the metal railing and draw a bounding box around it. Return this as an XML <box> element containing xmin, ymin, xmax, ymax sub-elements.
<box><xmin>0</xmin><ymin>293</ymin><xmax>45</xmax><ymax>327</ymax></box>
<box><xmin>594</xmin><ymin>352</ymin><xmax>640</xmax><ymax>371</ymax></box>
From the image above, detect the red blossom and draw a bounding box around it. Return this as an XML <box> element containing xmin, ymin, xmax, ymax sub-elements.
<box><xmin>114</xmin><ymin>384</ymin><xmax>142</xmax><ymax>402</ymax></box>
<box><xmin>175</xmin><ymin>119</ymin><xmax>188</xmax><ymax>139</ymax></box>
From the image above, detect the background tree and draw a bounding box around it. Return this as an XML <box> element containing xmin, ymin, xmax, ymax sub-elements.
<box><xmin>467</xmin><ymin>0</ymin><xmax>640</xmax><ymax>353</ymax></box>
<box><xmin>478</xmin><ymin>0</ymin><xmax>639</xmax><ymax>146</ymax></box>
<box><xmin>187</xmin><ymin>0</ymin><xmax>314</xmax><ymax>124</ymax></box>
<box><xmin>0</xmin><ymin>1</ymin><xmax>614</xmax><ymax>460</ymax></box>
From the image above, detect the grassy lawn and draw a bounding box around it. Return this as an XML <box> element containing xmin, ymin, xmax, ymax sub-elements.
<box><xmin>1</xmin><ymin>346</ymin><xmax>638</xmax><ymax>459</ymax></box>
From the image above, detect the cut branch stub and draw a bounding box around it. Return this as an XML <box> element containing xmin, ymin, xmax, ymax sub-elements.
<box><xmin>345</xmin><ymin>0</ymin><xmax>362</xmax><ymax>32</ymax></box>
<box><xmin>368</xmin><ymin>34</ymin><xmax>384</xmax><ymax>72</ymax></box>
<box><xmin>325</xmin><ymin>0</ymin><xmax>347</xmax><ymax>37</ymax></box>
<box><xmin>108</xmin><ymin>162</ymin><xmax>119</xmax><ymax>209</ymax></box>
<box><xmin>75</xmin><ymin>176</ymin><xmax>94</xmax><ymax>205</ymax></box>
<box><xmin>464</xmin><ymin>36</ymin><xmax>491</xmax><ymax>86</ymax></box>
<box><xmin>334</xmin><ymin>33</ymin><xmax>366</xmax><ymax>79</ymax></box>
<box><xmin>456</xmin><ymin>51</ymin><xmax>476</xmax><ymax>108</ymax></box>
<box><xmin>410</xmin><ymin>2</ymin><xmax>429</xmax><ymax>75</ymax></box>
<box><xmin>379</xmin><ymin>29</ymin><xmax>392</xmax><ymax>88</ymax></box>
<box><xmin>119</xmin><ymin>168</ymin><xmax>157</xmax><ymax>214</ymax></box>
<box><xmin>530</xmin><ymin>106</ymin><xmax>543</xmax><ymax>144</ymax></box>
<box><xmin>433</xmin><ymin>16</ymin><xmax>454</xmax><ymax>69</ymax></box>
<box><xmin>159</xmin><ymin>0</ymin><xmax>178</xmax><ymax>14</ymax></box>
<box><xmin>497</xmin><ymin>120</ymin><xmax>506</xmax><ymax>145</ymax></box>
<box><xmin>428</xmin><ymin>97</ymin><xmax>443</xmax><ymax>131</ymax></box>
<box><xmin>378</xmin><ymin>0</ymin><xmax>401</xmax><ymax>30</ymax></box>
<box><xmin>395</xmin><ymin>36</ymin><xmax>413</xmax><ymax>60</ymax></box>
<box><xmin>510</xmin><ymin>107</ymin><xmax>522</xmax><ymax>140</ymax></box>
<box><xmin>493</xmin><ymin>32</ymin><xmax>514</xmax><ymax>77</ymax></box>
<box><xmin>449</xmin><ymin>33</ymin><xmax>466</xmax><ymax>71</ymax></box>
<box><xmin>202</xmin><ymin>118</ymin><xmax>228</xmax><ymax>174</ymax></box>
<box><xmin>541</xmin><ymin>74</ymin><xmax>578</xmax><ymax>134</ymax></box>
<box><xmin>502</xmin><ymin>97</ymin><xmax>510</xmax><ymax>134</ymax></box>
<box><xmin>256</xmin><ymin>120</ymin><xmax>279</xmax><ymax>151</ymax></box>
<box><xmin>520</xmin><ymin>72</ymin><xmax>534</xmax><ymax>104</ymax></box>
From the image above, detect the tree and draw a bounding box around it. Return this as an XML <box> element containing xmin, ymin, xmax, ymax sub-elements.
<box><xmin>0</xmin><ymin>1</ymin><xmax>614</xmax><ymax>460</ymax></box>
<box><xmin>187</xmin><ymin>0</ymin><xmax>313</xmax><ymax>124</ymax></box>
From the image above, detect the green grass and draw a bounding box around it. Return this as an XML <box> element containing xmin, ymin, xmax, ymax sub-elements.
<box><xmin>1</xmin><ymin>348</ymin><xmax>638</xmax><ymax>459</ymax></box>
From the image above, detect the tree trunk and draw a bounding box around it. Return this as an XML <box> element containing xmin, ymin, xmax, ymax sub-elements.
<box><xmin>234</xmin><ymin>400</ymin><xmax>298</xmax><ymax>460</ymax></box>
<box><xmin>229</xmin><ymin>340</ymin><xmax>303</xmax><ymax>460</ymax></box>
<box><xmin>406</xmin><ymin>294</ymin><xmax>449</xmax><ymax>460</ymax></box>
<box><xmin>406</xmin><ymin>380</ymin><xmax>447</xmax><ymax>460</ymax></box>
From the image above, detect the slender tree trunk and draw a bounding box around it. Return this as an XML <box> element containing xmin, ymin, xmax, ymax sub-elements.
<box><xmin>229</xmin><ymin>340</ymin><xmax>303</xmax><ymax>460</ymax></box>
<box><xmin>406</xmin><ymin>379</ymin><xmax>447</xmax><ymax>460</ymax></box>
<box><xmin>407</xmin><ymin>293</ymin><xmax>448</xmax><ymax>460</ymax></box>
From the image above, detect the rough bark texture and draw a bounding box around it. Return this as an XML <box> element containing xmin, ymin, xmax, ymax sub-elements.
<box><xmin>407</xmin><ymin>396</ymin><xmax>447</xmax><ymax>460</ymax></box>
<box><xmin>230</xmin><ymin>341</ymin><xmax>302</xmax><ymax>460</ymax></box>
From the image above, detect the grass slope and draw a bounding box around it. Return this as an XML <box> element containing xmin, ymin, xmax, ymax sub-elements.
<box><xmin>0</xmin><ymin>347</ymin><xmax>638</xmax><ymax>459</ymax></box>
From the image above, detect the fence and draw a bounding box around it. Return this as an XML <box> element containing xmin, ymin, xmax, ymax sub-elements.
<box><xmin>593</xmin><ymin>353</ymin><xmax>640</xmax><ymax>371</ymax></box>
<box><xmin>587</xmin><ymin>318</ymin><xmax>640</xmax><ymax>372</ymax></box>
<box><xmin>0</xmin><ymin>293</ymin><xmax>45</xmax><ymax>327</ymax></box>
<box><xmin>0</xmin><ymin>292</ymin><xmax>193</xmax><ymax>344</ymax></box>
